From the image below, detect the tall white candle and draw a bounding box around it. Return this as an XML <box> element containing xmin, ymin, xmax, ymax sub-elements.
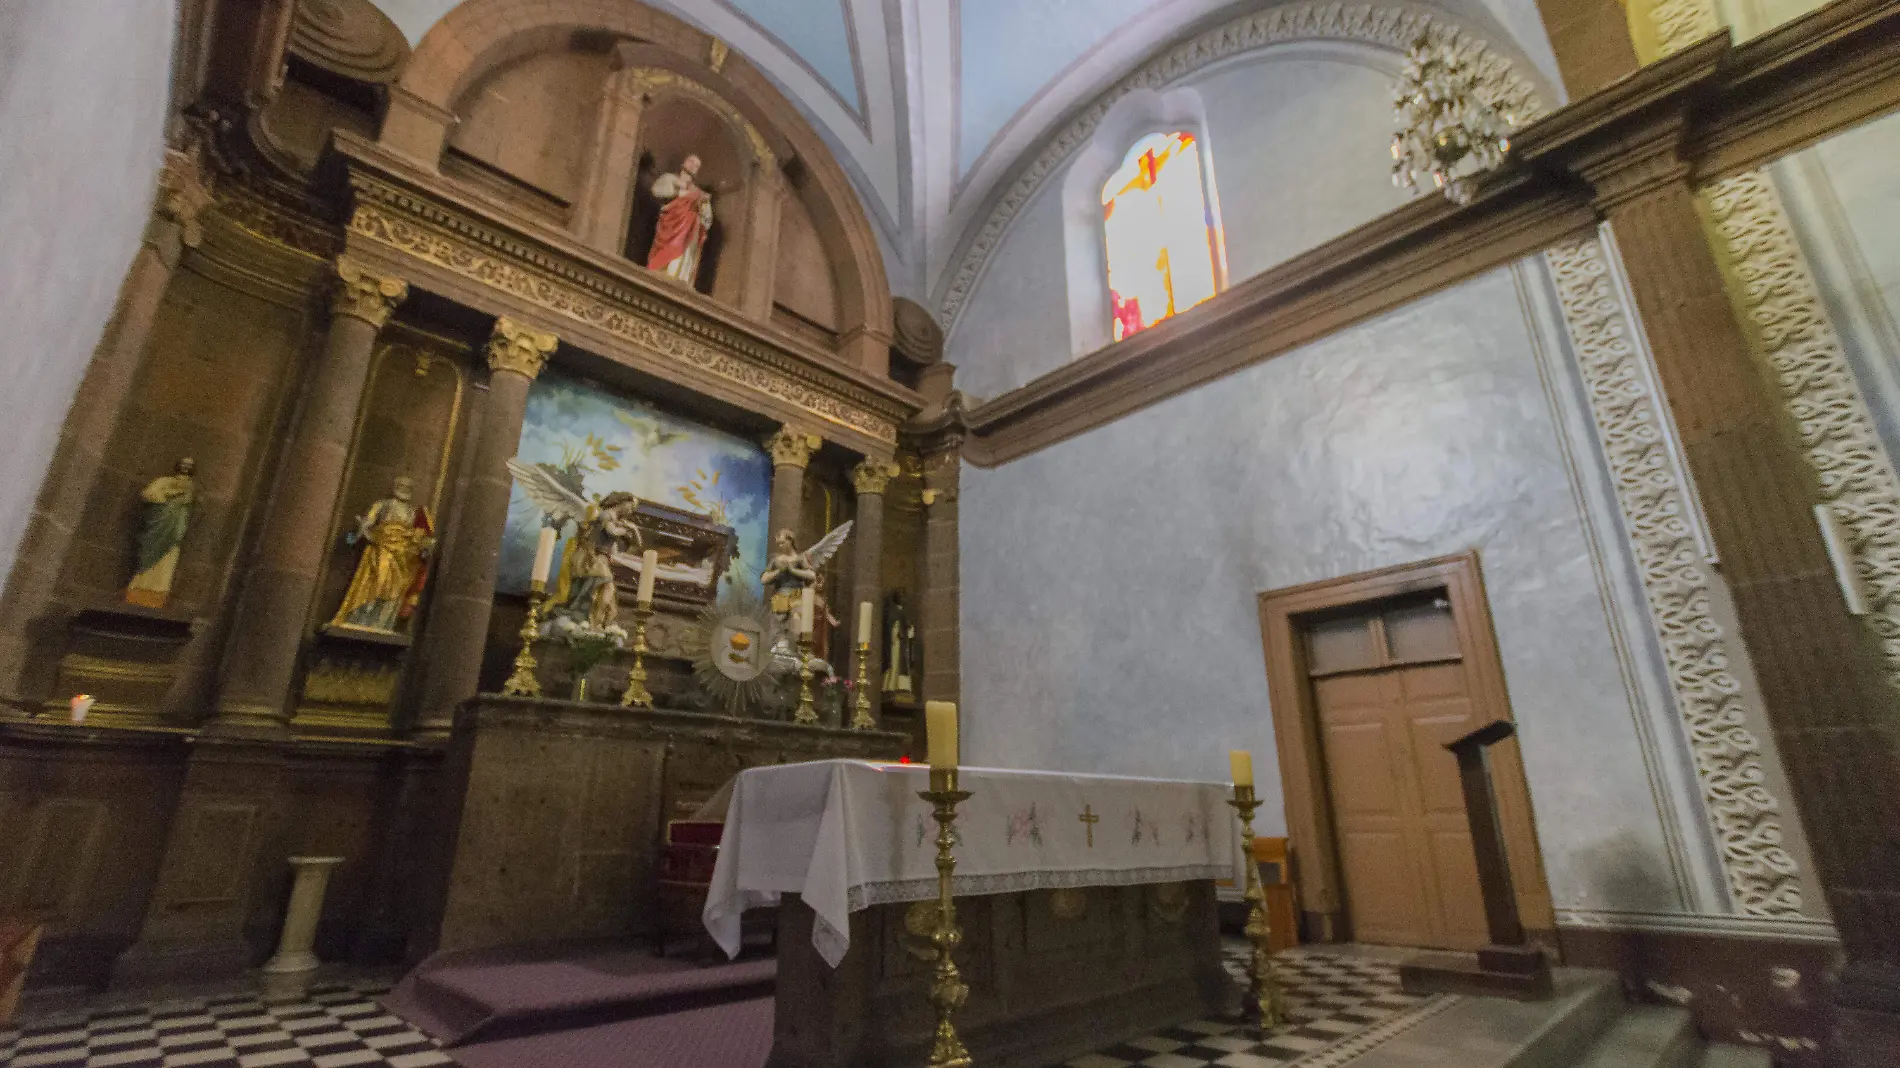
<box><xmin>857</xmin><ymin>600</ymin><xmax>873</xmax><ymax>642</ymax></box>
<box><xmin>531</xmin><ymin>527</ymin><xmax>557</xmax><ymax>585</ymax></box>
<box><xmin>1229</xmin><ymin>750</ymin><xmax>1254</xmax><ymax>788</ymax></box>
<box><xmin>925</xmin><ymin>701</ymin><xmax>959</xmax><ymax>770</ymax></box>
<box><xmin>799</xmin><ymin>585</ymin><xmax>815</xmax><ymax>634</ymax></box>
<box><xmin>636</xmin><ymin>549</ymin><xmax>658</xmax><ymax>603</ymax></box>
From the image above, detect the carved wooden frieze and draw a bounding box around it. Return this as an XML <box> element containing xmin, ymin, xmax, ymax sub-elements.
<box><xmin>343</xmin><ymin>167</ymin><xmax>908</xmax><ymax>447</ymax></box>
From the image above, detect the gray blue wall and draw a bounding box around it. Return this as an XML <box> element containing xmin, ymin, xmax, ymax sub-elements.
<box><xmin>0</xmin><ymin>0</ymin><xmax>175</xmax><ymax>581</ymax></box>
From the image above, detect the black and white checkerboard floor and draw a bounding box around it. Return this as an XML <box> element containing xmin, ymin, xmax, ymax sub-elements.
<box><xmin>0</xmin><ymin>982</ymin><xmax>451</xmax><ymax>1068</ymax></box>
<box><xmin>1058</xmin><ymin>943</ymin><xmax>1445</xmax><ymax>1068</ymax></box>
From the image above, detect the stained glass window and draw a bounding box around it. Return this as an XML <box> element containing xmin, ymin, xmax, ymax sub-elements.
<box><xmin>1101</xmin><ymin>131</ymin><xmax>1220</xmax><ymax>342</ymax></box>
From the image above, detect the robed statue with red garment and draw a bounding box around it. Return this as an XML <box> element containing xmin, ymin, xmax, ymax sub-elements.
<box><xmin>645</xmin><ymin>153</ymin><xmax>714</xmax><ymax>286</ymax></box>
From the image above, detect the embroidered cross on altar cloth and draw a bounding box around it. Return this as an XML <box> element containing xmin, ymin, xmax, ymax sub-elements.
<box><xmin>702</xmin><ymin>759</ymin><xmax>1245</xmax><ymax>967</ymax></box>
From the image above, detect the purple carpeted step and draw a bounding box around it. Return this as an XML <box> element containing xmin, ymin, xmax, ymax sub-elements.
<box><xmin>448</xmin><ymin>995</ymin><xmax>774</xmax><ymax>1068</ymax></box>
<box><xmin>383</xmin><ymin>942</ymin><xmax>776</xmax><ymax>1046</ymax></box>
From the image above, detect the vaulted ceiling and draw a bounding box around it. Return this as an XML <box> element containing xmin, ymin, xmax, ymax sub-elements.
<box><xmin>370</xmin><ymin>0</ymin><xmax>1558</xmax><ymax>310</ymax></box>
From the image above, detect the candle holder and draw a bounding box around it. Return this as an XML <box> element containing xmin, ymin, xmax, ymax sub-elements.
<box><xmin>620</xmin><ymin>601</ymin><xmax>654</xmax><ymax>708</ymax></box>
<box><xmin>1227</xmin><ymin>783</ymin><xmax>1284</xmax><ymax>1029</ymax></box>
<box><xmin>918</xmin><ymin>767</ymin><xmax>973</xmax><ymax>1068</ymax></box>
<box><xmin>792</xmin><ymin>631</ymin><xmax>819</xmax><ymax>725</ymax></box>
<box><xmin>501</xmin><ymin>580</ymin><xmax>546</xmax><ymax>698</ymax></box>
<box><xmin>850</xmin><ymin>638</ymin><xmax>875</xmax><ymax>730</ymax></box>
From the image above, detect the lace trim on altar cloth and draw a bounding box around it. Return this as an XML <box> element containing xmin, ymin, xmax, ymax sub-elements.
<box><xmin>844</xmin><ymin>863</ymin><xmax>1233</xmax><ymax>913</ymax></box>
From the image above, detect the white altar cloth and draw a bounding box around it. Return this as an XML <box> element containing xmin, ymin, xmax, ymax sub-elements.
<box><xmin>702</xmin><ymin>759</ymin><xmax>1244</xmax><ymax>966</ymax></box>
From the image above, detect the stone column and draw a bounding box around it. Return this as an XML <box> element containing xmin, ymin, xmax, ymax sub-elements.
<box><xmin>848</xmin><ymin>458</ymin><xmax>896</xmax><ymax>715</ymax></box>
<box><xmin>0</xmin><ymin>149</ymin><xmax>212</xmax><ymax>712</ymax></box>
<box><xmin>736</xmin><ymin>163</ymin><xmax>784</xmax><ymax>322</ymax></box>
<box><xmin>1583</xmin><ymin>144</ymin><xmax>1900</xmax><ymax>1064</ymax></box>
<box><xmin>571</xmin><ymin>52</ymin><xmax>651</xmax><ymax>256</ymax></box>
<box><xmin>414</xmin><ymin>317</ymin><xmax>557</xmax><ymax>737</ymax></box>
<box><xmin>919</xmin><ymin>440</ymin><xmax>961</xmax><ymax>705</ymax></box>
<box><xmin>765</xmin><ymin>427</ymin><xmax>821</xmax><ymax>544</ymax></box>
<box><xmin>208</xmin><ymin>257</ymin><xmax>407</xmax><ymax>733</ymax></box>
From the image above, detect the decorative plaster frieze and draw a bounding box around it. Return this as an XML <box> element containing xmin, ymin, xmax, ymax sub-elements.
<box><xmin>937</xmin><ymin>2</ymin><xmax>1547</xmax><ymax>330</ymax></box>
<box><xmin>345</xmin><ymin>191</ymin><xmax>902</xmax><ymax>445</ymax></box>
<box><xmin>1648</xmin><ymin>0</ymin><xmax>1724</xmax><ymax>57</ymax></box>
<box><xmin>1545</xmin><ymin>233</ymin><xmax>1804</xmax><ymax>917</ymax></box>
<box><xmin>1702</xmin><ymin>171</ymin><xmax>1900</xmax><ymax>689</ymax></box>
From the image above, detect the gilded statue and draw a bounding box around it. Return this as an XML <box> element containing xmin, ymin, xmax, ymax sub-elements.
<box><xmin>330</xmin><ymin>476</ymin><xmax>435</xmax><ymax>634</ymax></box>
<box><xmin>810</xmin><ymin>572</ymin><xmax>843</xmax><ymax>663</ymax></box>
<box><xmin>125</xmin><ymin>458</ymin><xmax>195</xmax><ymax>609</ymax></box>
<box><xmin>645</xmin><ymin>154</ymin><xmax>713</xmax><ymax>286</ymax></box>
<box><xmin>507</xmin><ymin>458</ymin><xmax>643</xmax><ymax>632</ymax></box>
<box><xmin>760</xmin><ymin>523</ymin><xmax>853</xmax><ymax>621</ymax></box>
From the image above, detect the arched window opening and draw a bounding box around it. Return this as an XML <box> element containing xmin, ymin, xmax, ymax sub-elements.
<box><xmin>1101</xmin><ymin>132</ymin><xmax>1221</xmax><ymax>342</ymax></box>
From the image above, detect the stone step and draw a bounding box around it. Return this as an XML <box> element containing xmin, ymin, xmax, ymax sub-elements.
<box><xmin>1338</xmin><ymin>967</ymin><xmax>1625</xmax><ymax>1068</ymax></box>
<box><xmin>1568</xmin><ymin>1004</ymin><xmax>1700</xmax><ymax>1068</ymax></box>
<box><xmin>1697</xmin><ymin>1043</ymin><xmax>1773</xmax><ymax>1068</ymax></box>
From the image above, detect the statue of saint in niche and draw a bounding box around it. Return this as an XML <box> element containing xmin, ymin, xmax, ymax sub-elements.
<box><xmin>125</xmin><ymin>457</ymin><xmax>196</xmax><ymax>609</ymax></box>
<box><xmin>330</xmin><ymin>476</ymin><xmax>435</xmax><ymax>634</ymax></box>
<box><xmin>882</xmin><ymin>589</ymin><xmax>918</xmax><ymax>700</ymax></box>
<box><xmin>645</xmin><ymin>154</ymin><xmax>713</xmax><ymax>286</ymax></box>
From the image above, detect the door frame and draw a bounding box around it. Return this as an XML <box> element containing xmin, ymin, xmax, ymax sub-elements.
<box><xmin>1255</xmin><ymin>549</ymin><xmax>1556</xmax><ymax>945</ymax></box>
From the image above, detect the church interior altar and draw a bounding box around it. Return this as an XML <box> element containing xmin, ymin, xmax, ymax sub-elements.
<box><xmin>708</xmin><ymin>759</ymin><xmax>1245</xmax><ymax>1068</ymax></box>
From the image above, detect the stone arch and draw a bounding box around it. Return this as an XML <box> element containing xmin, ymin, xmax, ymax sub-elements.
<box><xmin>384</xmin><ymin>0</ymin><xmax>893</xmax><ymax>372</ymax></box>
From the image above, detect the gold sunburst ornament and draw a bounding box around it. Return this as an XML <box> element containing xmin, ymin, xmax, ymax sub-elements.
<box><xmin>1390</xmin><ymin>34</ymin><xmax>1518</xmax><ymax>205</ymax></box>
<box><xmin>683</xmin><ymin>582</ymin><xmax>789</xmax><ymax>716</ymax></box>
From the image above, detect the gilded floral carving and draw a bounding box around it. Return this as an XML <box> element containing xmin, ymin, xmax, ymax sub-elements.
<box><xmin>332</xmin><ymin>255</ymin><xmax>409</xmax><ymax>327</ymax></box>
<box><xmin>851</xmin><ymin>458</ymin><xmax>900</xmax><ymax>496</ymax></box>
<box><xmin>765</xmin><ymin>427</ymin><xmax>823</xmax><ymax>468</ymax></box>
<box><xmin>487</xmin><ymin>317</ymin><xmax>558</xmax><ymax>378</ymax></box>
<box><xmin>1545</xmin><ymin>233</ymin><xmax>1804</xmax><ymax>917</ymax></box>
<box><xmin>346</xmin><ymin>199</ymin><xmax>900</xmax><ymax>444</ymax></box>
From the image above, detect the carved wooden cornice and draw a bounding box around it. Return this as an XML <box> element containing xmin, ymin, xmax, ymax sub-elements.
<box><xmin>328</xmin><ymin>132</ymin><xmax>921</xmax><ymax>455</ymax></box>
<box><xmin>963</xmin><ymin>0</ymin><xmax>1900</xmax><ymax>467</ymax></box>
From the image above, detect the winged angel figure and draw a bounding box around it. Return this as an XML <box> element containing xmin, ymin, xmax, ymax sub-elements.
<box><xmin>760</xmin><ymin>523</ymin><xmax>853</xmax><ymax>620</ymax></box>
<box><xmin>507</xmin><ymin>458</ymin><xmax>643</xmax><ymax>631</ymax></box>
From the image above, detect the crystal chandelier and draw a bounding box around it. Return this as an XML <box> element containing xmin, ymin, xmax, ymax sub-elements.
<box><xmin>1390</xmin><ymin>35</ymin><xmax>1518</xmax><ymax>205</ymax></box>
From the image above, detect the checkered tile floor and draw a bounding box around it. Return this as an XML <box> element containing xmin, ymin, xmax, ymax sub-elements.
<box><xmin>0</xmin><ymin>982</ymin><xmax>451</xmax><ymax>1068</ymax></box>
<box><xmin>1058</xmin><ymin>944</ymin><xmax>1441</xmax><ymax>1068</ymax></box>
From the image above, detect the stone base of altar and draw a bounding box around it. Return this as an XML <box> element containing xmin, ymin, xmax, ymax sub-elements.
<box><xmin>426</xmin><ymin>696</ymin><xmax>907</xmax><ymax>958</ymax></box>
<box><xmin>769</xmin><ymin>881</ymin><xmax>1237</xmax><ymax>1068</ymax></box>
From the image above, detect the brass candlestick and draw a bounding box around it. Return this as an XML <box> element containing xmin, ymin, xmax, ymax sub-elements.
<box><xmin>793</xmin><ymin>631</ymin><xmax>819</xmax><ymax>725</ymax></box>
<box><xmin>1227</xmin><ymin>784</ymin><xmax>1284</xmax><ymax>1029</ymax></box>
<box><xmin>620</xmin><ymin>601</ymin><xmax>654</xmax><ymax>708</ymax></box>
<box><xmin>918</xmin><ymin>767</ymin><xmax>973</xmax><ymax>1068</ymax></box>
<box><xmin>501</xmin><ymin>580</ymin><xmax>546</xmax><ymax>697</ymax></box>
<box><xmin>850</xmin><ymin>638</ymin><xmax>875</xmax><ymax>729</ymax></box>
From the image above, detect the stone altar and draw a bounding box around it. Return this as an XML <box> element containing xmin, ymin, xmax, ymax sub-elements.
<box><xmin>429</xmin><ymin>696</ymin><xmax>906</xmax><ymax>955</ymax></box>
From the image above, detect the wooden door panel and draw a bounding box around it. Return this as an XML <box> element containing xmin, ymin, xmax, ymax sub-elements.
<box><xmin>1337</xmin><ymin>829</ymin><xmax>1428</xmax><ymax>945</ymax></box>
<box><xmin>1407</xmin><ymin>709</ymin><xmax>1475</xmax><ymax>818</ymax></box>
<box><xmin>1426</xmin><ymin>828</ymin><xmax>1489</xmax><ymax>948</ymax></box>
<box><xmin>1320</xmin><ymin>722</ymin><xmax>1404</xmax><ymax>817</ymax></box>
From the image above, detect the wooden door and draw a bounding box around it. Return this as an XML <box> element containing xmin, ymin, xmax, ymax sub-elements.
<box><xmin>1307</xmin><ymin>597</ymin><xmax>1489</xmax><ymax>950</ymax></box>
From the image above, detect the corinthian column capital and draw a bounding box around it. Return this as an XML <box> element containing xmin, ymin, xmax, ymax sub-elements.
<box><xmin>332</xmin><ymin>256</ymin><xmax>409</xmax><ymax>327</ymax></box>
<box><xmin>850</xmin><ymin>457</ymin><xmax>899</xmax><ymax>496</ymax></box>
<box><xmin>765</xmin><ymin>426</ymin><xmax>823</xmax><ymax>468</ymax></box>
<box><xmin>487</xmin><ymin>317</ymin><xmax>559</xmax><ymax>379</ymax></box>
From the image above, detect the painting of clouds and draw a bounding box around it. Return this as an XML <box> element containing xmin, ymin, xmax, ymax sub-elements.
<box><xmin>498</xmin><ymin>373</ymin><xmax>772</xmax><ymax>596</ymax></box>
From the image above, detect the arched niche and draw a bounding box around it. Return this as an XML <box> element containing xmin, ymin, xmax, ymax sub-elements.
<box><xmin>382</xmin><ymin>0</ymin><xmax>892</xmax><ymax>374</ymax></box>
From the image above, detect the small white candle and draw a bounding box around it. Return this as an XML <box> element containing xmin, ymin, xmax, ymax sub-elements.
<box><xmin>70</xmin><ymin>694</ymin><xmax>94</xmax><ymax>724</ymax></box>
<box><xmin>925</xmin><ymin>701</ymin><xmax>959</xmax><ymax>770</ymax></box>
<box><xmin>636</xmin><ymin>548</ymin><xmax>658</xmax><ymax>603</ymax></box>
<box><xmin>1229</xmin><ymin>750</ymin><xmax>1254</xmax><ymax>789</ymax></box>
<box><xmin>799</xmin><ymin>585</ymin><xmax>815</xmax><ymax>634</ymax></box>
<box><xmin>857</xmin><ymin>600</ymin><xmax>873</xmax><ymax>643</ymax></box>
<box><xmin>531</xmin><ymin>527</ymin><xmax>557</xmax><ymax>586</ymax></box>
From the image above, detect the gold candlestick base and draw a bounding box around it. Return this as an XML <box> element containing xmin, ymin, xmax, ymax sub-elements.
<box><xmin>918</xmin><ymin>767</ymin><xmax>973</xmax><ymax>1068</ymax></box>
<box><xmin>1227</xmin><ymin>784</ymin><xmax>1284</xmax><ymax>1029</ymax></box>
<box><xmin>620</xmin><ymin>602</ymin><xmax>654</xmax><ymax>708</ymax></box>
<box><xmin>501</xmin><ymin>581</ymin><xmax>546</xmax><ymax>698</ymax></box>
<box><xmin>793</xmin><ymin>631</ymin><xmax>818</xmax><ymax>725</ymax></box>
<box><xmin>850</xmin><ymin>638</ymin><xmax>875</xmax><ymax>730</ymax></box>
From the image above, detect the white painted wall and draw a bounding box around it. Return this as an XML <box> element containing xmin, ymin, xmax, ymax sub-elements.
<box><xmin>0</xmin><ymin>0</ymin><xmax>175</xmax><ymax>582</ymax></box>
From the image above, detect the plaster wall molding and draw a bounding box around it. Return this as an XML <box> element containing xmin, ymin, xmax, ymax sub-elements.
<box><xmin>936</xmin><ymin>1</ymin><xmax>1548</xmax><ymax>333</ymax></box>
<box><xmin>1544</xmin><ymin>231</ymin><xmax>1806</xmax><ymax>917</ymax></box>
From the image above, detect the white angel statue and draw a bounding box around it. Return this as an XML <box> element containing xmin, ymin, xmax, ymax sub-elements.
<box><xmin>759</xmin><ymin>523</ymin><xmax>853</xmax><ymax>620</ymax></box>
<box><xmin>507</xmin><ymin>458</ymin><xmax>643</xmax><ymax>632</ymax></box>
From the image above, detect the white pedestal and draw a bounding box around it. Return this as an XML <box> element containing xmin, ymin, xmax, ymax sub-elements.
<box><xmin>260</xmin><ymin>855</ymin><xmax>343</xmax><ymax>1003</ymax></box>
